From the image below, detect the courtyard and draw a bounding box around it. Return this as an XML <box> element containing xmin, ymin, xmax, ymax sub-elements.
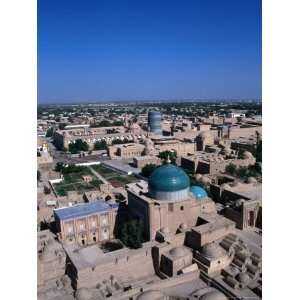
<box><xmin>53</xmin><ymin>167</ymin><xmax>103</xmax><ymax>196</ymax></box>
<box><xmin>91</xmin><ymin>164</ymin><xmax>138</xmax><ymax>188</ymax></box>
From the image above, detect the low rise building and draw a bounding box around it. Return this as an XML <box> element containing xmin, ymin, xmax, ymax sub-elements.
<box><xmin>37</xmin><ymin>230</ymin><xmax>66</xmax><ymax>288</ymax></box>
<box><xmin>210</xmin><ymin>177</ymin><xmax>262</xmax><ymax>230</ymax></box>
<box><xmin>53</xmin><ymin>126</ymin><xmax>146</xmax><ymax>150</ymax></box>
<box><xmin>54</xmin><ymin>201</ymin><xmax>118</xmax><ymax>246</ymax></box>
<box><xmin>181</xmin><ymin>151</ymin><xmax>256</xmax><ymax>175</ymax></box>
<box><xmin>108</xmin><ymin>143</ymin><xmax>145</xmax><ymax>159</ymax></box>
<box><xmin>132</xmin><ymin>155</ymin><xmax>161</xmax><ymax>168</ymax></box>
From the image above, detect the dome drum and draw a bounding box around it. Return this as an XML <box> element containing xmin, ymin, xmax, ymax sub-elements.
<box><xmin>151</xmin><ymin>188</ymin><xmax>189</xmax><ymax>202</ymax></box>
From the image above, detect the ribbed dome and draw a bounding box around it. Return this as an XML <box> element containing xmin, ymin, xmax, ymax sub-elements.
<box><xmin>149</xmin><ymin>164</ymin><xmax>190</xmax><ymax>192</ymax></box>
<box><xmin>190</xmin><ymin>186</ymin><xmax>208</xmax><ymax>199</ymax></box>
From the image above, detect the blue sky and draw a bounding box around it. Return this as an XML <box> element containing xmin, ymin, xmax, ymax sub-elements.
<box><xmin>38</xmin><ymin>0</ymin><xmax>261</xmax><ymax>103</ymax></box>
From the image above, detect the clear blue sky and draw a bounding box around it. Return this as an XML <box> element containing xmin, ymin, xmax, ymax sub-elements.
<box><xmin>38</xmin><ymin>0</ymin><xmax>261</xmax><ymax>103</ymax></box>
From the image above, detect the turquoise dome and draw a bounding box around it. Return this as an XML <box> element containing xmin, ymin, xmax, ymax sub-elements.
<box><xmin>149</xmin><ymin>164</ymin><xmax>190</xmax><ymax>192</ymax></box>
<box><xmin>190</xmin><ymin>185</ymin><xmax>208</xmax><ymax>199</ymax></box>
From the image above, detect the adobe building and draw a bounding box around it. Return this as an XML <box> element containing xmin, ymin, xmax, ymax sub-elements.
<box><xmin>181</xmin><ymin>151</ymin><xmax>256</xmax><ymax>175</ymax></box>
<box><xmin>210</xmin><ymin>177</ymin><xmax>262</xmax><ymax>230</ymax></box>
<box><xmin>127</xmin><ymin>160</ymin><xmax>219</xmax><ymax>240</ymax></box>
<box><xmin>108</xmin><ymin>143</ymin><xmax>145</xmax><ymax>160</ymax></box>
<box><xmin>132</xmin><ymin>155</ymin><xmax>161</xmax><ymax>169</ymax></box>
<box><xmin>37</xmin><ymin>230</ymin><xmax>66</xmax><ymax>288</ymax></box>
<box><xmin>61</xmin><ymin>163</ymin><xmax>261</xmax><ymax>300</ymax></box>
<box><xmin>53</xmin><ymin>126</ymin><xmax>146</xmax><ymax>150</ymax></box>
<box><xmin>54</xmin><ymin>201</ymin><xmax>118</xmax><ymax>246</ymax></box>
<box><xmin>152</xmin><ymin>136</ymin><xmax>196</xmax><ymax>156</ymax></box>
<box><xmin>195</xmin><ymin>131</ymin><xmax>216</xmax><ymax>151</ymax></box>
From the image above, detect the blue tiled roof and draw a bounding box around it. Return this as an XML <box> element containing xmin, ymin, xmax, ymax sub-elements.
<box><xmin>190</xmin><ymin>185</ymin><xmax>208</xmax><ymax>199</ymax></box>
<box><xmin>54</xmin><ymin>201</ymin><xmax>117</xmax><ymax>221</ymax></box>
<box><xmin>149</xmin><ymin>164</ymin><xmax>190</xmax><ymax>192</ymax></box>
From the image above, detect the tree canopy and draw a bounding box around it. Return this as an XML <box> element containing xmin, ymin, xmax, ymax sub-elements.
<box><xmin>112</xmin><ymin>138</ymin><xmax>132</xmax><ymax>145</ymax></box>
<box><xmin>158</xmin><ymin>150</ymin><xmax>177</xmax><ymax>164</ymax></box>
<box><xmin>55</xmin><ymin>163</ymin><xmax>86</xmax><ymax>175</ymax></box>
<box><xmin>225</xmin><ymin>163</ymin><xmax>261</xmax><ymax>179</ymax></box>
<box><xmin>141</xmin><ymin>163</ymin><xmax>157</xmax><ymax>178</ymax></box>
<box><xmin>94</xmin><ymin>140</ymin><xmax>107</xmax><ymax>150</ymax></box>
<box><xmin>120</xmin><ymin>219</ymin><xmax>143</xmax><ymax>249</ymax></box>
<box><xmin>45</xmin><ymin>127</ymin><xmax>54</xmax><ymax>137</ymax></box>
<box><xmin>68</xmin><ymin>139</ymin><xmax>89</xmax><ymax>154</ymax></box>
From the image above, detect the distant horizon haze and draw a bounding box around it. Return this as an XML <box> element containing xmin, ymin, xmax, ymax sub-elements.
<box><xmin>38</xmin><ymin>0</ymin><xmax>262</xmax><ymax>104</ymax></box>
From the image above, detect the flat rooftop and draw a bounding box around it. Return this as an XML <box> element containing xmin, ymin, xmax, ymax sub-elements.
<box><xmin>54</xmin><ymin>201</ymin><xmax>118</xmax><ymax>221</ymax></box>
<box><xmin>192</xmin><ymin>215</ymin><xmax>235</xmax><ymax>234</ymax></box>
<box><xmin>226</xmin><ymin>183</ymin><xmax>262</xmax><ymax>201</ymax></box>
<box><xmin>64</xmin><ymin>241</ymin><xmax>158</xmax><ymax>270</ymax></box>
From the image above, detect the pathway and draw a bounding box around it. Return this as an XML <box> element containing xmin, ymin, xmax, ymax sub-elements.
<box><xmin>88</xmin><ymin>166</ymin><xmax>109</xmax><ymax>184</ymax></box>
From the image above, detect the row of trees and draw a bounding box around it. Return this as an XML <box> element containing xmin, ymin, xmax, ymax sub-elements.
<box><xmin>94</xmin><ymin>140</ymin><xmax>107</xmax><ymax>150</ymax></box>
<box><xmin>68</xmin><ymin>139</ymin><xmax>89</xmax><ymax>154</ymax></box>
<box><xmin>55</xmin><ymin>162</ymin><xmax>86</xmax><ymax>174</ymax></box>
<box><xmin>111</xmin><ymin>138</ymin><xmax>133</xmax><ymax>145</ymax></box>
<box><xmin>90</xmin><ymin>120</ymin><xmax>124</xmax><ymax>128</ymax></box>
<box><xmin>68</xmin><ymin>138</ymin><xmax>134</xmax><ymax>153</ymax></box>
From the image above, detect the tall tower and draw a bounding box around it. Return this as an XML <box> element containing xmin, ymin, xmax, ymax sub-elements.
<box><xmin>148</xmin><ymin>111</ymin><xmax>162</xmax><ymax>135</ymax></box>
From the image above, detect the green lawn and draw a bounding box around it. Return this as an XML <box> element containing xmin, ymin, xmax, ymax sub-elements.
<box><xmin>109</xmin><ymin>175</ymin><xmax>137</xmax><ymax>187</ymax></box>
<box><xmin>91</xmin><ymin>165</ymin><xmax>138</xmax><ymax>187</ymax></box>
<box><xmin>53</xmin><ymin>167</ymin><xmax>103</xmax><ymax>196</ymax></box>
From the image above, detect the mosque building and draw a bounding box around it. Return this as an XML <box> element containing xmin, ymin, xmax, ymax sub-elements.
<box><xmin>127</xmin><ymin>159</ymin><xmax>217</xmax><ymax>240</ymax></box>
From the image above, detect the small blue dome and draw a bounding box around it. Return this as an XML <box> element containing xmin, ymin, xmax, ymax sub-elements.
<box><xmin>190</xmin><ymin>186</ymin><xmax>208</xmax><ymax>199</ymax></box>
<box><xmin>149</xmin><ymin>164</ymin><xmax>190</xmax><ymax>192</ymax></box>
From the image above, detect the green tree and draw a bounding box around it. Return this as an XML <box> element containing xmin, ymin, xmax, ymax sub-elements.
<box><xmin>256</xmin><ymin>140</ymin><xmax>262</xmax><ymax>162</ymax></box>
<box><xmin>44</xmin><ymin>186</ymin><xmax>51</xmax><ymax>194</ymax></box>
<box><xmin>69</xmin><ymin>139</ymin><xmax>89</xmax><ymax>154</ymax></box>
<box><xmin>58</xmin><ymin>123</ymin><xmax>67</xmax><ymax>130</ymax></box>
<box><xmin>159</xmin><ymin>150</ymin><xmax>177</xmax><ymax>164</ymax></box>
<box><xmin>141</xmin><ymin>164</ymin><xmax>157</xmax><ymax>178</ymax></box>
<box><xmin>99</xmin><ymin>120</ymin><xmax>112</xmax><ymax>127</ymax></box>
<box><xmin>45</xmin><ymin>127</ymin><xmax>54</xmax><ymax>137</ymax></box>
<box><xmin>111</xmin><ymin>138</ymin><xmax>132</xmax><ymax>145</ymax></box>
<box><xmin>55</xmin><ymin>162</ymin><xmax>64</xmax><ymax>172</ymax></box>
<box><xmin>60</xmin><ymin>164</ymin><xmax>85</xmax><ymax>175</ymax></box>
<box><xmin>120</xmin><ymin>219</ymin><xmax>143</xmax><ymax>249</ymax></box>
<box><xmin>236</xmin><ymin>166</ymin><xmax>248</xmax><ymax>178</ymax></box>
<box><xmin>225</xmin><ymin>163</ymin><xmax>237</xmax><ymax>175</ymax></box>
<box><xmin>94</xmin><ymin>140</ymin><xmax>107</xmax><ymax>150</ymax></box>
<box><xmin>112</xmin><ymin>120</ymin><xmax>124</xmax><ymax>126</ymax></box>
